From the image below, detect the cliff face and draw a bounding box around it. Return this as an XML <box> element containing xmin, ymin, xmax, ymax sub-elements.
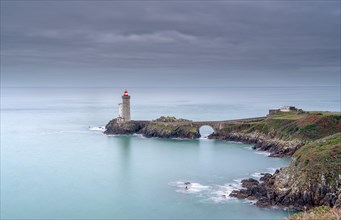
<box><xmin>104</xmin><ymin>119</ymin><xmax>148</xmax><ymax>135</ymax></box>
<box><xmin>104</xmin><ymin>117</ymin><xmax>199</xmax><ymax>139</ymax></box>
<box><xmin>211</xmin><ymin>112</ymin><xmax>341</xmax><ymax>210</ymax></box>
<box><xmin>210</xmin><ymin>112</ymin><xmax>341</xmax><ymax>157</ymax></box>
<box><xmin>139</xmin><ymin>123</ymin><xmax>200</xmax><ymax>139</ymax></box>
<box><xmin>230</xmin><ymin>133</ymin><xmax>341</xmax><ymax>211</ymax></box>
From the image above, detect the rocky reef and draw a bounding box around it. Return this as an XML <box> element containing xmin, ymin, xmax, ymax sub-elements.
<box><xmin>230</xmin><ymin>133</ymin><xmax>341</xmax><ymax>211</ymax></box>
<box><xmin>139</xmin><ymin>123</ymin><xmax>199</xmax><ymax>139</ymax></box>
<box><xmin>104</xmin><ymin>117</ymin><xmax>199</xmax><ymax>139</ymax></box>
<box><xmin>104</xmin><ymin>118</ymin><xmax>148</xmax><ymax>135</ymax></box>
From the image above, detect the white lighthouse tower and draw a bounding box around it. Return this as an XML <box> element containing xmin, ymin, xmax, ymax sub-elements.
<box><xmin>117</xmin><ymin>90</ymin><xmax>131</xmax><ymax>122</ymax></box>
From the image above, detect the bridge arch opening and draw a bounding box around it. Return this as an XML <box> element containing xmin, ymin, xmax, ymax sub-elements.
<box><xmin>199</xmin><ymin>125</ymin><xmax>214</xmax><ymax>138</ymax></box>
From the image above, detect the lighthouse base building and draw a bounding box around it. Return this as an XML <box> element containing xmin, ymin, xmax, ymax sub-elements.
<box><xmin>117</xmin><ymin>90</ymin><xmax>131</xmax><ymax>123</ymax></box>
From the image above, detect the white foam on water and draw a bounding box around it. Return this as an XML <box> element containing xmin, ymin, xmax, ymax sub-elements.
<box><xmin>132</xmin><ymin>133</ymin><xmax>146</xmax><ymax>138</ymax></box>
<box><xmin>266</xmin><ymin>167</ymin><xmax>279</xmax><ymax>174</ymax></box>
<box><xmin>169</xmin><ymin>181</ymin><xmax>210</xmax><ymax>194</ymax></box>
<box><xmin>254</xmin><ymin>150</ymin><xmax>271</xmax><ymax>156</ymax></box>
<box><xmin>170</xmin><ymin>180</ymin><xmax>244</xmax><ymax>204</ymax></box>
<box><xmin>251</xmin><ymin>172</ymin><xmax>263</xmax><ymax>179</ymax></box>
<box><xmin>89</xmin><ymin>126</ymin><xmax>106</xmax><ymax>132</ymax></box>
<box><xmin>232</xmin><ymin>178</ymin><xmax>244</xmax><ymax>188</ymax></box>
<box><xmin>207</xmin><ymin>183</ymin><xmax>241</xmax><ymax>203</ymax></box>
<box><xmin>243</xmin><ymin>199</ymin><xmax>257</xmax><ymax>205</ymax></box>
<box><xmin>226</xmin><ymin>141</ymin><xmax>244</xmax><ymax>144</ymax></box>
<box><xmin>188</xmin><ymin>183</ymin><xmax>210</xmax><ymax>193</ymax></box>
<box><xmin>251</xmin><ymin>168</ymin><xmax>278</xmax><ymax>180</ymax></box>
<box><xmin>172</xmin><ymin>168</ymin><xmax>282</xmax><ymax>205</ymax></box>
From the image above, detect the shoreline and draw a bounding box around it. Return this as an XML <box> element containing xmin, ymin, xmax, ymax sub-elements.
<box><xmin>104</xmin><ymin>112</ymin><xmax>341</xmax><ymax>212</ymax></box>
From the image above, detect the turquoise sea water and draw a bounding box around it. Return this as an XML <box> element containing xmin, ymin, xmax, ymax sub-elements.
<box><xmin>1</xmin><ymin>87</ymin><xmax>339</xmax><ymax>219</ymax></box>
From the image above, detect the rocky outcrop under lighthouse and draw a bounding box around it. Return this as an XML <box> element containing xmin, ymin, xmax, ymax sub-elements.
<box><xmin>104</xmin><ymin>118</ymin><xmax>148</xmax><ymax>135</ymax></box>
<box><xmin>104</xmin><ymin>117</ymin><xmax>200</xmax><ymax>139</ymax></box>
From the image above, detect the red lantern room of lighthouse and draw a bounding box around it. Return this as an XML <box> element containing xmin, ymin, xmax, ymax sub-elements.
<box><xmin>118</xmin><ymin>90</ymin><xmax>131</xmax><ymax>122</ymax></box>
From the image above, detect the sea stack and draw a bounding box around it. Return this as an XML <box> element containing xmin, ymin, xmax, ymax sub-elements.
<box><xmin>117</xmin><ymin>90</ymin><xmax>131</xmax><ymax>122</ymax></box>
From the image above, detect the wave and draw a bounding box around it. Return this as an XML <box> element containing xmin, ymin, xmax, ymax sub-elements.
<box><xmin>170</xmin><ymin>180</ymin><xmax>243</xmax><ymax>203</ymax></box>
<box><xmin>250</xmin><ymin>167</ymin><xmax>280</xmax><ymax>181</ymax></box>
<box><xmin>170</xmin><ymin>167</ymin><xmax>282</xmax><ymax>206</ymax></box>
<box><xmin>266</xmin><ymin>167</ymin><xmax>279</xmax><ymax>174</ymax></box>
<box><xmin>132</xmin><ymin>133</ymin><xmax>147</xmax><ymax>139</ymax></box>
<box><xmin>243</xmin><ymin>146</ymin><xmax>253</xmax><ymax>150</ymax></box>
<box><xmin>251</xmin><ymin>172</ymin><xmax>263</xmax><ymax>179</ymax></box>
<box><xmin>169</xmin><ymin>181</ymin><xmax>210</xmax><ymax>194</ymax></box>
<box><xmin>206</xmin><ymin>182</ymin><xmax>243</xmax><ymax>203</ymax></box>
<box><xmin>88</xmin><ymin>126</ymin><xmax>106</xmax><ymax>132</ymax></box>
<box><xmin>226</xmin><ymin>141</ymin><xmax>245</xmax><ymax>144</ymax></box>
<box><xmin>254</xmin><ymin>150</ymin><xmax>271</xmax><ymax>156</ymax></box>
<box><xmin>243</xmin><ymin>199</ymin><xmax>257</xmax><ymax>205</ymax></box>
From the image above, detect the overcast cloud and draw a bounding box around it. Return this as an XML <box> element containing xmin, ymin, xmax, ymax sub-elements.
<box><xmin>1</xmin><ymin>1</ymin><xmax>340</xmax><ymax>87</ymax></box>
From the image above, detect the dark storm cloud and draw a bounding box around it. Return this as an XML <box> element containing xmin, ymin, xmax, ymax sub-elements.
<box><xmin>1</xmin><ymin>1</ymin><xmax>340</xmax><ymax>87</ymax></box>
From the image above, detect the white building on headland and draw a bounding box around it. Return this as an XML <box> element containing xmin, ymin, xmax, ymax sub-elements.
<box><xmin>117</xmin><ymin>90</ymin><xmax>131</xmax><ymax>123</ymax></box>
<box><xmin>269</xmin><ymin>106</ymin><xmax>298</xmax><ymax>114</ymax></box>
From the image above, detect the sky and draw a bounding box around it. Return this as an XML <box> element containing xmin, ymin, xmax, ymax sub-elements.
<box><xmin>1</xmin><ymin>0</ymin><xmax>340</xmax><ymax>87</ymax></box>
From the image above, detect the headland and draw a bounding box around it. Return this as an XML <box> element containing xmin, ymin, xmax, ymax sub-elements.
<box><xmin>105</xmin><ymin>110</ymin><xmax>341</xmax><ymax>212</ymax></box>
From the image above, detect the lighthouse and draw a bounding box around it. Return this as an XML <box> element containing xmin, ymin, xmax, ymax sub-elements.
<box><xmin>117</xmin><ymin>90</ymin><xmax>131</xmax><ymax>122</ymax></box>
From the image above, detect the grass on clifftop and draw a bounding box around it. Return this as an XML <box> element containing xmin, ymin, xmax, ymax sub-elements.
<box><xmin>268</xmin><ymin>112</ymin><xmax>307</xmax><ymax>120</ymax></box>
<box><xmin>286</xmin><ymin>206</ymin><xmax>341</xmax><ymax>220</ymax></box>
<box><xmin>154</xmin><ymin>124</ymin><xmax>197</xmax><ymax>133</ymax></box>
<box><xmin>153</xmin><ymin>116</ymin><xmax>192</xmax><ymax>123</ymax></box>
<box><xmin>292</xmin><ymin>133</ymin><xmax>341</xmax><ymax>188</ymax></box>
<box><xmin>221</xmin><ymin>112</ymin><xmax>341</xmax><ymax>141</ymax></box>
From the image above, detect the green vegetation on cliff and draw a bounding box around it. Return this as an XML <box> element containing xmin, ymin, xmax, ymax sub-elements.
<box><xmin>154</xmin><ymin>124</ymin><xmax>197</xmax><ymax>132</ymax></box>
<box><xmin>292</xmin><ymin>133</ymin><xmax>341</xmax><ymax>190</ymax></box>
<box><xmin>269</xmin><ymin>133</ymin><xmax>341</xmax><ymax>210</ymax></box>
<box><xmin>153</xmin><ymin>116</ymin><xmax>192</xmax><ymax>123</ymax></box>
<box><xmin>220</xmin><ymin>112</ymin><xmax>341</xmax><ymax>142</ymax></box>
<box><xmin>220</xmin><ymin>112</ymin><xmax>341</xmax><ymax>211</ymax></box>
<box><xmin>142</xmin><ymin>122</ymin><xmax>199</xmax><ymax>139</ymax></box>
<box><xmin>287</xmin><ymin>206</ymin><xmax>341</xmax><ymax>220</ymax></box>
<box><xmin>229</xmin><ymin>133</ymin><xmax>341</xmax><ymax>211</ymax></box>
<box><xmin>105</xmin><ymin>116</ymin><xmax>199</xmax><ymax>139</ymax></box>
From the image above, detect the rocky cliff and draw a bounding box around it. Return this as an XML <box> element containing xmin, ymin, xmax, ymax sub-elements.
<box><xmin>230</xmin><ymin>133</ymin><xmax>341</xmax><ymax>211</ymax></box>
<box><xmin>104</xmin><ymin>119</ymin><xmax>148</xmax><ymax>135</ymax></box>
<box><xmin>104</xmin><ymin>117</ymin><xmax>199</xmax><ymax>139</ymax></box>
<box><xmin>208</xmin><ymin>112</ymin><xmax>341</xmax><ymax>211</ymax></box>
<box><xmin>139</xmin><ymin>123</ymin><xmax>200</xmax><ymax>139</ymax></box>
<box><xmin>209</xmin><ymin>112</ymin><xmax>341</xmax><ymax>157</ymax></box>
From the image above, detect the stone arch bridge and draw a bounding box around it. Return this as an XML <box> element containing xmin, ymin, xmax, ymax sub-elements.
<box><xmin>191</xmin><ymin>117</ymin><xmax>265</xmax><ymax>133</ymax></box>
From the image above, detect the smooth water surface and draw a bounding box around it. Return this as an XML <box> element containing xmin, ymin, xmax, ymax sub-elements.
<box><xmin>1</xmin><ymin>87</ymin><xmax>339</xmax><ymax>219</ymax></box>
